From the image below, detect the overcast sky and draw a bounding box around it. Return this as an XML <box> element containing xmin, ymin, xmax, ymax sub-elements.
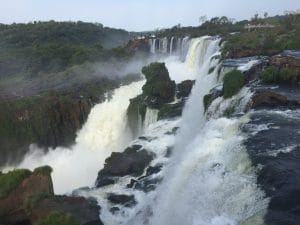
<box><xmin>0</xmin><ymin>0</ymin><xmax>299</xmax><ymax>31</ymax></box>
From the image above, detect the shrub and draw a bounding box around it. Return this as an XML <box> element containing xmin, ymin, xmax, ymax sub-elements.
<box><xmin>278</xmin><ymin>67</ymin><xmax>294</xmax><ymax>82</ymax></box>
<box><xmin>261</xmin><ymin>66</ymin><xmax>279</xmax><ymax>83</ymax></box>
<box><xmin>34</xmin><ymin>211</ymin><xmax>80</xmax><ymax>225</ymax></box>
<box><xmin>262</xmin><ymin>66</ymin><xmax>295</xmax><ymax>83</ymax></box>
<box><xmin>223</xmin><ymin>70</ymin><xmax>245</xmax><ymax>98</ymax></box>
<box><xmin>33</xmin><ymin>166</ymin><xmax>53</xmax><ymax>176</ymax></box>
<box><xmin>0</xmin><ymin>169</ymin><xmax>32</xmax><ymax>198</ymax></box>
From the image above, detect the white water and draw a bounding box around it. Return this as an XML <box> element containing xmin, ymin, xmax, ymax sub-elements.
<box><xmin>146</xmin><ymin>37</ymin><xmax>268</xmax><ymax>225</ymax></box>
<box><xmin>143</xmin><ymin>107</ymin><xmax>159</xmax><ymax>129</ymax></box>
<box><xmin>11</xmin><ymin>80</ymin><xmax>144</xmax><ymax>194</ymax></box>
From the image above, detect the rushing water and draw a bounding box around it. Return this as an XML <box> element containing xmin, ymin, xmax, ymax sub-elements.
<box><xmin>5</xmin><ymin>35</ymin><xmax>273</xmax><ymax>225</ymax></box>
<box><xmin>11</xmin><ymin>81</ymin><xmax>144</xmax><ymax>194</ymax></box>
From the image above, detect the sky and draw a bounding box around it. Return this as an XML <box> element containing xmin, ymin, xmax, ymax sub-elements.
<box><xmin>0</xmin><ymin>0</ymin><xmax>300</xmax><ymax>31</ymax></box>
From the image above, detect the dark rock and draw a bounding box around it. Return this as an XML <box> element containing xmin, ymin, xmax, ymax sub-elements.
<box><xmin>158</xmin><ymin>101</ymin><xmax>185</xmax><ymax>120</ymax></box>
<box><xmin>126</xmin><ymin>39</ymin><xmax>150</xmax><ymax>53</ymax></box>
<box><xmin>164</xmin><ymin>127</ymin><xmax>179</xmax><ymax>135</ymax></box>
<box><xmin>141</xmin><ymin>63</ymin><xmax>176</xmax><ymax>108</ymax></box>
<box><xmin>29</xmin><ymin>195</ymin><xmax>103</xmax><ymax>225</ymax></box>
<box><xmin>126</xmin><ymin>179</ymin><xmax>138</xmax><ymax>188</ymax></box>
<box><xmin>176</xmin><ymin>80</ymin><xmax>195</xmax><ymax>98</ymax></box>
<box><xmin>96</xmin><ymin>146</ymin><xmax>155</xmax><ymax>187</ymax></box>
<box><xmin>251</xmin><ymin>91</ymin><xmax>300</xmax><ymax>108</ymax></box>
<box><xmin>107</xmin><ymin>194</ymin><xmax>137</xmax><ymax>207</ymax></box>
<box><xmin>0</xmin><ymin>167</ymin><xmax>103</xmax><ymax>225</ymax></box>
<box><xmin>109</xmin><ymin>207</ymin><xmax>120</xmax><ymax>214</ymax></box>
<box><xmin>134</xmin><ymin>177</ymin><xmax>163</xmax><ymax>193</ymax></box>
<box><xmin>165</xmin><ymin>147</ymin><xmax>173</xmax><ymax>157</ymax></box>
<box><xmin>145</xmin><ymin>165</ymin><xmax>162</xmax><ymax>176</ymax></box>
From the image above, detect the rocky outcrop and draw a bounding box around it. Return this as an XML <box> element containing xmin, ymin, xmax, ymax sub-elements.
<box><xmin>127</xmin><ymin>63</ymin><xmax>194</xmax><ymax>136</ymax></box>
<box><xmin>176</xmin><ymin>80</ymin><xmax>195</xmax><ymax>98</ymax></box>
<box><xmin>251</xmin><ymin>91</ymin><xmax>300</xmax><ymax>109</ymax></box>
<box><xmin>0</xmin><ymin>166</ymin><xmax>103</xmax><ymax>225</ymax></box>
<box><xmin>96</xmin><ymin>145</ymin><xmax>155</xmax><ymax>187</ymax></box>
<box><xmin>126</xmin><ymin>39</ymin><xmax>150</xmax><ymax>53</ymax></box>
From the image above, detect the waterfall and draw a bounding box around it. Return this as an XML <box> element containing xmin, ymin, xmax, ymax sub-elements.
<box><xmin>143</xmin><ymin>107</ymin><xmax>159</xmax><ymax>129</ymax></box>
<box><xmin>169</xmin><ymin>37</ymin><xmax>175</xmax><ymax>55</ymax></box>
<box><xmin>162</xmin><ymin>37</ymin><xmax>168</xmax><ymax>53</ymax></box>
<box><xmin>12</xmin><ymin>80</ymin><xmax>145</xmax><ymax>194</ymax></box>
<box><xmin>150</xmin><ymin>39</ymin><xmax>157</xmax><ymax>54</ymax></box>
<box><xmin>148</xmin><ymin>37</ymin><xmax>268</xmax><ymax>225</ymax></box>
<box><xmin>180</xmin><ymin>36</ymin><xmax>190</xmax><ymax>61</ymax></box>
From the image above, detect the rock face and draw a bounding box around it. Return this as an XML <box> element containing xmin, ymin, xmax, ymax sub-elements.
<box><xmin>0</xmin><ymin>167</ymin><xmax>103</xmax><ymax>225</ymax></box>
<box><xmin>251</xmin><ymin>91</ymin><xmax>300</xmax><ymax>109</ymax></box>
<box><xmin>127</xmin><ymin>63</ymin><xmax>194</xmax><ymax>136</ymax></box>
<box><xmin>141</xmin><ymin>62</ymin><xmax>176</xmax><ymax>108</ymax></box>
<box><xmin>176</xmin><ymin>80</ymin><xmax>195</xmax><ymax>98</ymax></box>
<box><xmin>96</xmin><ymin>145</ymin><xmax>155</xmax><ymax>187</ymax></box>
<box><xmin>126</xmin><ymin>39</ymin><xmax>150</xmax><ymax>53</ymax></box>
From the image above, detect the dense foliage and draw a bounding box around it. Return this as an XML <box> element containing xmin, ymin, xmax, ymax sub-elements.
<box><xmin>262</xmin><ymin>66</ymin><xmax>294</xmax><ymax>83</ymax></box>
<box><xmin>0</xmin><ymin>21</ymin><xmax>131</xmax><ymax>80</ymax></box>
<box><xmin>223</xmin><ymin>70</ymin><xmax>245</xmax><ymax>98</ymax></box>
<box><xmin>0</xmin><ymin>169</ymin><xmax>32</xmax><ymax>198</ymax></box>
<box><xmin>34</xmin><ymin>211</ymin><xmax>80</xmax><ymax>225</ymax></box>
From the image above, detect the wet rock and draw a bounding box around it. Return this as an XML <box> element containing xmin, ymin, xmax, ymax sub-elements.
<box><xmin>0</xmin><ymin>167</ymin><xmax>103</xmax><ymax>225</ymax></box>
<box><xmin>134</xmin><ymin>177</ymin><xmax>163</xmax><ymax>193</ymax></box>
<box><xmin>158</xmin><ymin>101</ymin><xmax>185</xmax><ymax>120</ymax></box>
<box><xmin>109</xmin><ymin>207</ymin><xmax>120</xmax><ymax>214</ymax></box>
<box><xmin>145</xmin><ymin>165</ymin><xmax>162</xmax><ymax>176</ymax></box>
<box><xmin>176</xmin><ymin>80</ymin><xmax>195</xmax><ymax>98</ymax></box>
<box><xmin>251</xmin><ymin>91</ymin><xmax>300</xmax><ymax>109</ymax></box>
<box><xmin>107</xmin><ymin>194</ymin><xmax>137</xmax><ymax>207</ymax></box>
<box><xmin>29</xmin><ymin>195</ymin><xmax>103</xmax><ymax>225</ymax></box>
<box><xmin>96</xmin><ymin>146</ymin><xmax>155</xmax><ymax>187</ymax></box>
<box><xmin>127</xmin><ymin>63</ymin><xmax>176</xmax><ymax>135</ymax></box>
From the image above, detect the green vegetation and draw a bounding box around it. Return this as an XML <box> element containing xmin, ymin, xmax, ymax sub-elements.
<box><xmin>34</xmin><ymin>211</ymin><xmax>80</xmax><ymax>225</ymax></box>
<box><xmin>0</xmin><ymin>169</ymin><xmax>32</xmax><ymax>198</ymax></box>
<box><xmin>0</xmin><ymin>21</ymin><xmax>131</xmax><ymax>80</ymax></box>
<box><xmin>262</xmin><ymin>66</ymin><xmax>295</xmax><ymax>83</ymax></box>
<box><xmin>33</xmin><ymin>166</ymin><xmax>53</xmax><ymax>176</ymax></box>
<box><xmin>203</xmin><ymin>94</ymin><xmax>214</xmax><ymax>111</ymax></box>
<box><xmin>25</xmin><ymin>192</ymin><xmax>52</xmax><ymax>210</ymax></box>
<box><xmin>223</xmin><ymin>70</ymin><xmax>245</xmax><ymax>98</ymax></box>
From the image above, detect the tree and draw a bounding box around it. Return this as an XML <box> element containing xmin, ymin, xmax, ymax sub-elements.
<box><xmin>199</xmin><ymin>15</ymin><xmax>207</xmax><ymax>24</ymax></box>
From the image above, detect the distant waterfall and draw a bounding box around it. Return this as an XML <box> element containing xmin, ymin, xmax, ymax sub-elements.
<box><xmin>169</xmin><ymin>37</ymin><xmax>175</xmax><ymax>55</ymax></box>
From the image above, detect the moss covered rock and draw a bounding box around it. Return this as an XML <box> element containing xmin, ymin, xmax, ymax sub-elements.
<box><xmin>223</xmin><ymin>70</ymin><xmax>245</xmax><ymax>98</ymax></box>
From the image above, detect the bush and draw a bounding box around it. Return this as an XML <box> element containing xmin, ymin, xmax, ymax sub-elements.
<box><xmin>278</xmin><ymin>67</ymin><xmax>294</xmax><ymax>82</ymax></box>
<box><xmin>0</xmin><ymin>169</ymin><xmax>32</xmax><ymax>198</ymax></box>
<box><xmin>261</xmin><ymin>66</ymin><xmax>279</xmax><ymax>83</ymax></box>
<box><xmin>33</xmin><ymin>166</ymin><xmax>53</xmax><ymax>176</ymax></box>
<box><xmin>223</xmin><ymin>70</ymin><xmax>245</xmax><ymax>98</ymax></box>
<box><xmin>34</xmin><ymin>211</ymin><xmax>80</xmax><ymax>225</ymax></box>
<box><xmin>262</xmin><ymin>66</ymin><xmax>295</xmax><ymax>83</ymax></box>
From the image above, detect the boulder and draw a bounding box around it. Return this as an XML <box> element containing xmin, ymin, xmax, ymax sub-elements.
<box><xmin>251</xmin><ymin>90</ymin><xmax>300</xmax><ymax>109</ymax></box>
<box><xmin>96</xmin><ymin>145</ymin><xmax>155</xmax><ymax>187</ymax></box>
<box><xmin>107</xmin><ymin>194</ymin><xmax>136</xmax><ymax>207</ymax></box>
<box><xmin>176</xmin><ymin>80</ymin><xmax>195</xmax><ymax>98</ymax></box>
<box><xmin>0</xmin><ymin>167</ymin><xmax>103</xmax><ymax>225</ymax></box>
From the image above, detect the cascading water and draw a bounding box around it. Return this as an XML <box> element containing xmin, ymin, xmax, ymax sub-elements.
<box><xmin>143</xmin><ymin>107</ymin><xmax>159</xmax><ymax>129</ymax></box>
<box><xmin>169</xmin><ymin>37</ymin><xmax>175</xmax><ymax>55</ymax></box>
<box><xmin>11</xmin><ymin>80</ymin><xmax>144</xmax><ymax>194</ymax></box>
<box><xmin>147</xmin><ymin>37</ymin><xmax>268</xmax><ymax>225</ymax></box>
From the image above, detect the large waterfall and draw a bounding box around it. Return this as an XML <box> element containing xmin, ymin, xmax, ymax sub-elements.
<box><xmin>5</xmin><ymin>35</ymin><xmax>270</xmax><ymax>225</ymax></box>
<box><xmin>12</xmin><ymin>81</ymin><xmax>144</xmax><ymax>194</ymax></box>
<box><xmin>72</xmin><ymin>37</ymin><xmax>267</xmax><ymax>225</ymax></box>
